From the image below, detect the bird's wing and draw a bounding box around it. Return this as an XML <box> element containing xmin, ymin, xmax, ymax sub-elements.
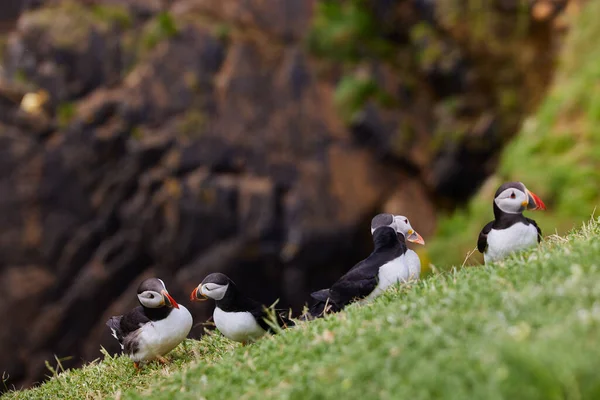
<box><xmin>346</xmin><ymin>258</ymin><xmax>367</xmax><ymax>273</ymax></box>
<box><xmin>118</xmin><ymin>306</ymin><xmax>151</xmax><ymax>335</ymax></box>
<box><xmin>329</xmin><ymin>266</ymin><xmax>379</xmax><ymax>305</ymax></box>
<box><xmin>477</xmin><ymin>221</ymin><xmax>494</xmax><ymax>253</ymax></box>
<box><xmin>526</xmin><ymin>217</ymin><xmax>543</xmax><ymax>242</ymax></box>
<box><xmin>308</xmin><ymin>258</ymin><xmax>368</xmax><ymax>317</ymax></box>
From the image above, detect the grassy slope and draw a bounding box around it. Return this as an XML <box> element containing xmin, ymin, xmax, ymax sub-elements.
<box><xmin>4</xmin><ymin>217</ymin><xmax>600</xmax><ymax>399</ymax></box>
<box><xmin>427</xmin><ymin>0</ymin><xmax>600</xmax><ymax>268</ymax></box>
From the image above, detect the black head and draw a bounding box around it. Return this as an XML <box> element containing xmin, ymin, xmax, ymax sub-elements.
<box><xmin>136</xmin><ymin>278</ymin><xmax>179</xmax><ymax>309</ymax></box>
<box><xmin>137</xmin><ymin>278</ymin><xmax>166</xmax><ymax>294</ymax></box>
<box><xmin>200</xmin><ymin>273</ymin><xmax>231</xmax><ymax>286</ymax></box>
<box><xmin>370</xmin><ymin>213</ymin><xmax>395</xmax><ymax>234</ymax></box>
<box><xmin>494</xmin><ymin>181</ymin><xmax>526</xmax><ymax>199</ymax></box>
<box><xmin>190</xmin><ymin>273</ymin><xmax>234</xmax><ymax>302</ymax></box>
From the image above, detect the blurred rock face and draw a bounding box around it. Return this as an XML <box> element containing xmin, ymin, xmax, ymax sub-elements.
<box><xmin>0</xmin><ymin>0</ymin><xmax>567</xmax><ymax>389</ymax></box>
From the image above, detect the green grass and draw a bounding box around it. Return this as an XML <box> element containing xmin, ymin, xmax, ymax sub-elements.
<box><xmin>427</xmin><ymin>0</ymin><xmax>600</xmax><ymax>267</ymax></box>
<box><xmin>5</xmin><ymin>217</ymin><xmax>600</xmax><ymax>399</ymax></box>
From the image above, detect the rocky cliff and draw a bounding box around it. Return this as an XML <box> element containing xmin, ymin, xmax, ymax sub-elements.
<box><xmin>0</xmin><ymin>0</ymin><xmax>568</xmax><ymax>390</ymax></box>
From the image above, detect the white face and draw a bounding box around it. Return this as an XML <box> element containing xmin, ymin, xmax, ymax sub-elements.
<box><xmin>394</xmin><ymin>215</ymin><xmax>412</xmax><ymax>236</ymax></box>
<box><xmin>393</xmin><ymin>215</ymin><xmax>425</xmax><ymax>245</ymax></box>
<box><xmin>137</xmin><ymin>290</ymin><xmax>165</xmax><ymax>308</ymax></box>
<box><xmin>494</xmin><ymin>188</ymin><xmax>528</xmax><ymax>214</ymax></box>
<box><xmin>201</xmin><ymin>283</ymin><xmax>229</xmax><ymax>301</ymax></box>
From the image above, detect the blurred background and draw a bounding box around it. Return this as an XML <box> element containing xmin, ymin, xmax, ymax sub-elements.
<box><xmin>1</xmin><ymin>0</ymin><xmax>598</xmax><ymax>391</ymax></box>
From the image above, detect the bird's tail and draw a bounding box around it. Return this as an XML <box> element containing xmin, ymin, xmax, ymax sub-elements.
<box><xmin>106</xmin><ymin>316</ymin><xmax>124</xmax><ymax>348</ymax></box>
<box><xmin>306</xmin><ymin>289</ymin><xmax>339</xmax><ymax>319</ymax></box>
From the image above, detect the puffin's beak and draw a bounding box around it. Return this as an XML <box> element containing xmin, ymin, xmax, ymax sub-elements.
<box><xmin>525</xmin><ymin>189</ymin><xmax>546</xmax><ymax>211</ymax></box>
<box><xmin>406</xmin><ymin>229</ymin><xmax>425</xmax><ymax>245</ymax></box>
<box><xmin>161</xmin><ymin>290</ymin><xmax>179</xmax><ymax>309</ymax></box>
<box><xmin>190</xmin><ymin>286</ymin><xmax>208</xmax><ymax>302</ymax></box>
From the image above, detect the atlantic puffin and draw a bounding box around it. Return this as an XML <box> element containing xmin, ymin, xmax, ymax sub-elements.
<box><xmin>190</xmin><ymin>273</ymin><xmax>294</xmax><ymax>344</ymax></box>
<box><xmin>308</xmin><ymin>213</ymin><xmax>424</xmax><ymax>318</ymax></box>
<box><xmin>477</xmin><ymin>181</ymin><xmax>546</xmax><ymax>264</ymax></box>
<box><xmin>106</xmin><ymin>278</ymin><xmax>193</xmax><ymax>369</ymax></box>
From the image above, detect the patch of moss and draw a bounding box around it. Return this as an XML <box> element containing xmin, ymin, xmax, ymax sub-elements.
<box><xmin>57</xmin><ymin>102</ymin><xmax>76</xmax><ymax>128</ymax></box>
<box><xmin>141</xmin><ymin>12</ymin><xmax>179</xmax><ymax>53</ymax></box>
<box><xmin>213</xmin><ymin>23</ymin><xmax>231</xmax><ymax>44</ymax></box>
<box><xmin>0</xmin><ymin>35</ymin><xmax>7</xmax><ymax>64</ymax></box>
<box><xmin>333</xmin><ymin>74</ymin><xmax>394</xmax><ymax>125</ymax></box>
<box><xmin>437</xmin><ymin>0</ymin><xmax>529</xmax><ymax>47</ymax></box>
<box><xmin>306</xmin><ymin>0</ymin><xmax>395</xmax><ymax>63</ymax></box>
<box><xmin>130</xmin><ymin>126</ymin><xmax>143</xmax><ymax>141</ymax></box>
<box><xmin>91</xmin><ymin>4</ymin><xmax>132</xmax><ymax>30</ymax></box>
<box><xmin>120</xmin><ymin>30</ymin><xmax>140</xmax><ymax>74</ymax></box>
<box><xmin>177</xmin><ymin>109</ymin><xmax>207</xmax><ymax>138</ymax></box>
<box><xmin>20</xmin><ymin>2</ymin><xmax>131</xmax><ymax>51</ymax></box>
<box><xmin>120</xmin><ymin>12</ymin><xmax>180</xmax><ymax>72</ymax></box>
<box><xmin>410</xmin><ymin>23</ymin><xmax>445</xmax><ymax>73</ymax></box>
<box><xmin>390</xmin><ymin>119</ymin><xmax>416</xmax><ymax>157</ymax></box>
<box><xmin>14</xmin><ymin>69</ymin><xmax>28</xmax><ymax>85</ymax></box>
<box><xmin>183</xmin><ymin>71</ymin><xmax>200</xmax><ymax>92</ymax></box>
<box><xmin>498</xmin><ymin>88</ymin><xmax>519</xmax><ymax>113</ymax></box>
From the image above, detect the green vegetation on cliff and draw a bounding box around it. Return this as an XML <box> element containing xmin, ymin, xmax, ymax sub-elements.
<box><xmin>20</xmin><ymin>2</ymin><xmax>131</xmax><ymax>50</ymax></box>
<box><xmin>4</xmin><ymin>218</ymin><xmax>600</xmax><ymax>399</ymax></box>
<box><xmin>427</xmin><ymin>0</ymin><xmax>600</xmax><ymax>267</ymax></box>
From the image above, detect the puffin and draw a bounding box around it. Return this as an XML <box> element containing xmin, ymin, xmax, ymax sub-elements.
<box><xmin>308</xmin><ymin>213</ymin><xmax>424</xmax><ymax>318</ymax></box>
<box><xmin>477</xmin><ymin>181</ymin><xmax>546</xmax><ymax>264</ymax></box>
<box><xmin>106</xmin><ymin>278</ymin><xmax>193</xmax><ymax>369</ymax></box>
<box><xmin>190</xmin><ymin>273</ymin><xmax>294</xmax><ymax>344</ymax></box>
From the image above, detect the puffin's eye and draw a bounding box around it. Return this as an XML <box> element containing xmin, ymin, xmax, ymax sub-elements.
<box><xmin>404</xmin><ymin>219</ymin><xmax>408</xmax><ymax>224</ymax></box>
<box><xmin>510</xmin><ymin>192</ymin><xmax>516</xmax><ymax>199</ymax></box>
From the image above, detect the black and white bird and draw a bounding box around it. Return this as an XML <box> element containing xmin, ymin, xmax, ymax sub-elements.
<box><xmin>477</xmin><ymin>181</ymin><xmax>546</xmax><ymax>264</ymax></box>
<box><xmin>308</xmin><ymin>213</ymin><xmax>424</xmax><ymax>318</ymax></box>
<box><xmin>106</xmin><ymin>278</ymin><xmax>193</xmax><ymax>369</ymax></box>
<box><xmin>190</xmin><ymin>273</ymin><xmax>294</xmax><ymax>344</ymax></box>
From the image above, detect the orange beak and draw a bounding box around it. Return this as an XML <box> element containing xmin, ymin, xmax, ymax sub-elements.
<box><xmin>161</xmin><ymin>290</ymin><xmax>179</xmax><ymax>309</ymax></box>
<box><xmin>526</xmin><ymin>189</ymin><xmax>546</xmax><ymax>211</ymax></box>
<box><xmin>406</xmin><ymin>229</ymin><xmax>425</xmax><ymax>245</ymax></box>
<box><xmin>190</xmin><ymin>286</ymin><xmax>207</xmax><ymax>302</ymax></box>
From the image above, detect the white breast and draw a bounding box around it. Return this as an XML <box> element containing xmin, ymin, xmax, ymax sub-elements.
<box><xmin>131</xmin><ymin>305</ymin><xmax>193</xmax><ymax>363</ymax></box>
<box><xmin>484</xmin><ymin>222</ymin><xmax>539</xmax><ymax>264</ymax></box>
<box><xmin>365</xmin><ymin>251</ymin><xmax>421</xmax><ymax>301</ymax></box>
<box><xmin>213</xmin><ymin>307</ymin><xmax>267</xmax><ymax>343</ymax></box>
